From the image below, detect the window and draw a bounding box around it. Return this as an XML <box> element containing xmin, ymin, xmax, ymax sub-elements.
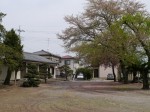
<box><xmin>65</xmin><ymin>60</ymin><xmax>70</xmax><ymax>65</ymax></box>
<box><xmin>74</xmin><ymin>60</ymin><xmax>79</xmax><ymax>63</ymax></box>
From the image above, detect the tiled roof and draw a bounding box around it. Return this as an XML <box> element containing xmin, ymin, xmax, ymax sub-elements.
<box><xmin>61</xmin><ymin>55</ymin><xmax>75</xmax><ymax>59</ymax></box>
<box><xmin>23</xmin><ymin>52</ymin><xmax>57</xmax><ymax>64</ymax></box>
<box><xmin>33</xmin><ymin>50</ymin><xmax>61</xmax><ymax>58</ymax></box>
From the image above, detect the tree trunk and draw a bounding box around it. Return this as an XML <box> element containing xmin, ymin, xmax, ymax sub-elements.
<box><xmin>120</xmin><ymin>61</ymin><xmax>128</xmax><ymax>84</ymax></box>
<box><xmin>124</xmin><ymin>71</ymin><xmax>128</xmax><ymax>84</ymax></box>
<box><xmin>117</xmin><ymin>65</ymin><xmax>122</xmax><ymax>82</ymax></box>
<box><xmin>142</xmin><ymin>71</ymin><xmax>149</xmax><ymax>90</ymax></box>
<box><xmin>14</xmin><ymin>70</ymin><xmax>18</xmax><ymax>86</ymax></box>
<box><xmin>3</xmin><ymin>68</ymin><xmax>12</xmax><ymax>85</ymax></box>
<box><xmin>132</xmin><ymin>71</ymin><xmax>137</xmax><ymax>83</ymax></box>
<box><xmin>112</xmin><ymin>64</ymin><xmax>116</xmax><ymax>82</ymax></box>
<box><xmin>44</xmin><ymin>74</ymin><xmax>47</xmax><ymax>83</ymax></box>
<box><xmin>65</xmin><ymin>74</ymin><xmax>68</xmax><ymax>80</ymax></box>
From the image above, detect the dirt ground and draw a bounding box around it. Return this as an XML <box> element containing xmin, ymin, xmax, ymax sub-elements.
<box><xmin>0</xmin><ymin>79</ymin><xmax>150</xmax><ymax>112</ymax></box>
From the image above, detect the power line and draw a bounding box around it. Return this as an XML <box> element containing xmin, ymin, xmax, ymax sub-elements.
<box><xmin>21</xmin><ymin>35</ymin><xmax>59</xmax><ymax>39</ymax></box>
<box><xmin>19</xmin><ymin>25</ymin><xmax>67</xmax><ymax>28</ymax></box>
<box><xmin>24</xmin><ymin>30</ymin><xmax>58</xmax><ymax>34</ymax></box>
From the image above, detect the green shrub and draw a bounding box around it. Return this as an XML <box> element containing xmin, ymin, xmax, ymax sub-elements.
<box><xmin>48</xmin><ymin>73</ymin><xmax>52</xmax><ymax>79</ymax></box>
<box><xmin>22</xmin><ymin>81</ymin><xmax>30</xmax><ymax>87</ymax></box>
<box><xmin>59</xmin><ymin>65</ymin><xmax>73</xmax><ymax>80</ymax></box>
<box><xmin>76</xmin><ymin>68</ymin><xmax>93</xmax><ymax>80</ymax></box>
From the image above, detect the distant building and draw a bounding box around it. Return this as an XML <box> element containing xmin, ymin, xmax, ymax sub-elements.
<box><xmin>33</xmin><ymin>50</ymin><xmax>61</xmax><ymax>78</ymax></box>
<box><xmin>22</xmin><ymin>52</ymin><xmax>58</xmax><ymax>78</ymax></box>
<box><xmin>60</xmin><ymin>55</ymin><xmax>79</xmax><ymax>74</ymax></box>
<box><xmin>98</xmin><ymin>65</ymin><xmax>118</xmax><ymax>79</ymax></box>
<box><xmin>33</xmin><ymin>51</ymin><xmax>81</xmax><ymax>76</ymax></box>
<box><xmin>33</xmin><ymin>50</ymin><xmax>61</xmax><ymax>64</ymax></box>
<box><xmin>0</xmin><ymin>49</ymin><xmax>119</xmax><ymax>82</ymax></box>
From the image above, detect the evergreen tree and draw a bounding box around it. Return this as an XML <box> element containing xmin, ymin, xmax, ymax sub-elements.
<box><xmin>39</xmin><ymin>64</ymin><xmax>48</xmax><ymax>83</ymax></box>
<box><xmin>0</xmin><ymin>12</ymin><xmax>6</xmax><ymax>65</ymax></box>
<box><xmin>3</xmin><ymin>29</ymin><xmax>23</xmax><ymax>85</ymax></box>
<box><xmin>0</xmin><ymin>12</ymin><xmax>6</xmax><ymax>41</ymax></box>
<box><xmin>23</xmin><ymin>63</ymin><xmax>41</xmax><ymax>87</ymax></box>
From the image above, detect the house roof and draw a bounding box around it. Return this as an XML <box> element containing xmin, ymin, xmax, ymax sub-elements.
<box><xmin>23</xmin><ymin>52</ymin><xmax>57</xmax><ymax>64</ymax></box>
<box><xmin>33</xmin><ymin>50</ymin><xmax>61</xmax><ymax>58</ymax></box>
<box><xmin>61</xmin><ymin>55</ymin><xmax>75</xmax><ymax>59</ymax></box>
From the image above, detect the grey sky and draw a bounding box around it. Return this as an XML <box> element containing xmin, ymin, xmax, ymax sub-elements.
<box><xmin>0</xmin><ymin>0</ymin><xmax>150</xmax><ymax>56</ymax></box>
<box><xmin>0</xmin><ymin>0</ymin><xmax>86</xmax><ymax>56</ymax></box>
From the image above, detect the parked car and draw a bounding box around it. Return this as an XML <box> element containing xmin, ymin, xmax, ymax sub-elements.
<box><xmin>60</xmin><ymin>72</ymin><xmax>65</xmax><ymax>77</ymax></box>
<box><xmin>77</xmin><ymin>73</ymin><xmax>84</xmax><ymax>79</ymax></box>
<box><xmin>107</xmin><ymin>73</ymin><xmax>114</xmax><ymax>80</ymax></box>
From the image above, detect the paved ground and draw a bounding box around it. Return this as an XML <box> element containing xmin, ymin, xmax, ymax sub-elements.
<box><xmin>0</xmin><ymin>79</ymin><xmax>150</xmax><ymax>112</ymax></box>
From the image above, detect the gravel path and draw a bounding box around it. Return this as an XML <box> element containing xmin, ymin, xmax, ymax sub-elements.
<box><xmin>0</xmin><ymin>80</ymin><xmax>149</xmax><ymax>112</ymax></box>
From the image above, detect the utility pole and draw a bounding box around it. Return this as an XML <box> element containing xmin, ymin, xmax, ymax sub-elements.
<box><xmin>14</xmin><ymin>26</ymin><xmax>25</xmax><ymax>86</ymax></box>
<box><xmin>17</xmin><ymin>26</ymin><xmax>25</xmax><ymax>37</ymax></box>
<box><xmin>47</xmin><ymin>38</ymin><xmax>50</xmax><ymax>52</ymax></box>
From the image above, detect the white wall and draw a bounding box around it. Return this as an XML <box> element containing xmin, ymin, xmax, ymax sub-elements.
<box><xmin>0</xmin><ymin>65</ymin><xmax>8</xmax><ymax>81</ymax></box>
<box><xmin>42</xmin><ymin>55</ymin><xmax>60</xmax><ymax>63</ymax></box>
<box><xmin>11</xmin><ymin>71</ymin><xmax>21</xmax><ymax>80</ymax></box>
<box><xmin>99</xmin><ymin>66</ymin><xmax>118</xmax><ymax>79</ymax></box>
<box><xmin>0</xmin><ymin>65</ymin><xmax>21</xmax><ymax>81</ymax></box>
<box><xmin>59</xmin><ymin>59</ymin><xmax>80</xmax><ymax>74</ymax></box>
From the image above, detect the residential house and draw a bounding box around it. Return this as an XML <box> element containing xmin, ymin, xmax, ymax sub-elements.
<box><xmin>33</xmin><ymin>51</ymin><xmax>81</xmax><ymax>77</ymax></box>
<box><xmin>59</xmin><ymin>55</ymin><xmax>79</xmax><ymax>74</ymax></box>
<box><xmin>33</xmin><ymin>50</ymin><xmax>61</xmax><ymax>64</ymax></box>
<box><xmin>77</xmin><ymin>59</ymin><xmax>118</xmax><ymax>79</ymax></box>
<box><xmin>0</xmin><ymin>49</ymin><xmax>119</xmax><ymax>82</ymax></box>
<box><xmin>31</xmin><ymin>50</ymin><xmax>119</xmax><ymax>80</ymax></box>
<box><xmin>59</xmin><ymin>55</ymin><xmax>118</xmax><ymax>79</ymax></box>
<box><xmin>21</xmin><ymin>52</ymin><xmax>58</xmax><ymax>78</ymax></box>
<box><xmin>33</xmin><ymin>50</ymin><xmax>61</xmax><ymax>77</ymax></box>
<box><xmin>0</xmin><ymin>52</ymin><xmax>58</xmax><ymax>82</ymax></box>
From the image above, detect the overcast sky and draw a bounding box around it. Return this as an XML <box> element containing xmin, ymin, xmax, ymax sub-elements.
<box><xmin>0</xmin><ymin>0</ymin><xmax>150</xmax><ymax>56</ymax></box>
